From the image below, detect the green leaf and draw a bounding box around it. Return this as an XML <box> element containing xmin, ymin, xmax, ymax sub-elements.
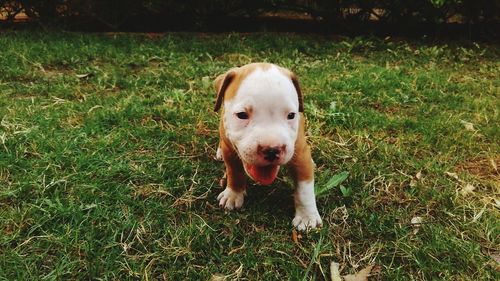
<box><xmin>316</xmin><ymin>171</ymin><xmax>349</xmax><ymax>197</ymax></box>
<box><xmin>340</xmin><ymin>185</ymin><xmax>352</xmax><ymax>197</ymax></box>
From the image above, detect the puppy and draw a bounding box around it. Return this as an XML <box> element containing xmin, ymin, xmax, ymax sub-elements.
<box><xmin>214</xmin><ymin>63</ymin><xmax>321</xmax><ymax>230</ymax></box>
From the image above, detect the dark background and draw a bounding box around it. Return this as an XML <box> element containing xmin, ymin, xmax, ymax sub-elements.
<box><xmin>1</xmin><ymin>0</ymin><xmax>499</xmax><ymax>40</ymax></box>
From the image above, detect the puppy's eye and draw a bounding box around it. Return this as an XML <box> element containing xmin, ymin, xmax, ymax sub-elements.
<box><xmin>236</xmin><ymin>112</ymin><xmax>249</xmax><ymax>119</ymax></box>
<box><xmin>287</xmin><ymin>112</ymin><xmax>296</xmax><ymax>120</ymax></box>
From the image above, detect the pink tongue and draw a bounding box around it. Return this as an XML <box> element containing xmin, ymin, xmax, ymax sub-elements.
<box><xmin>246</xmin><ymin>164</ymin><xmax>280</xmax><ymax>186</ymax></box>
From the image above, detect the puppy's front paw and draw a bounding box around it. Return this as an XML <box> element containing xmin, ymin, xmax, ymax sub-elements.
<box><xmin>217</xmin><ymin>187</ymin><xmax>245</xmax><ymax>210</ymax></box>
<box><xmin>215</xmin><ymin>147</ymin><xmax>223</xmax><ymax>161</ymax></box>
<box><xmin>292</xmin><ymin>208</ymin><xmax>322</xmax><ymax>231</ymax></box>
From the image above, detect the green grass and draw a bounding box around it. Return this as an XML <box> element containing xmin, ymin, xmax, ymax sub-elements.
<box><xmin>0</xmin><ymin>31</ymin><xmax>499</xmax><ymax>280</ymax></box>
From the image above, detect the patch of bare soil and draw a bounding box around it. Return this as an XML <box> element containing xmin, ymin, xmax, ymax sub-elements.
<box><xmin>457</xmin><ymin>157</ymin><xmax>499</xmax><ymax>180</ymax></box>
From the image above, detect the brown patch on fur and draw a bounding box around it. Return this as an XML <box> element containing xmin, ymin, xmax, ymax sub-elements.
<box><xmin>290</xmin><ymin>73</ymin><xmax>304</xmax><ymax>112</ymax></box>
<box><xmin>276</xmin><ymin>66</ymin><xmax>304</xmax><ymax>112</ymax></box>
<box><xmin>288</xmin><ymin>114</ymin><xmax>314</xmax><ymax>182</ymax></box>
<box><xmin>214</xmin><ymin>70</ymin><xmax>235</xmax><ymax>112</ymax></box>
<box><xmin>214</xmin><ymin>63</ymin><xmax>299</xmax><ymax>112</ymax></box>
<box><xmin>219</xmin><ymin>124</ymin><xmax>247</xmax><ymax>192</ymax></box>
<box><xmin>215</xmin><ymin>63</ymin><xmax>313</xmax><ymax>186</ymax></box>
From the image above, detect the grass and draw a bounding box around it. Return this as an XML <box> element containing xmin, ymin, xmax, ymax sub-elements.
<box><xmin>0</xmin><ymin>31</ymin><xmax>499</xmax><ymax>280</ymax></box>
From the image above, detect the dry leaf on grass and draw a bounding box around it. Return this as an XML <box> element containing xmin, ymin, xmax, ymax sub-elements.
<box><xmin>292</xmin><ymin>229</ymin><xmax>298</xmax><ymax>244</ymax></box>
<box><xmin>460</xmin><ymin>120</ymin><xmax>475</xmax><ymax>131</ymax></box>
<box><xmin>445</xmin><ymin>171</ymin><xmax>459</xmax><ymax>180</ymax></box>
<box><xmin>343</xmin><ymin>265</ymin><xmax>374</xmax><ymax>281</ymax></box>
<box><xmin>489</xmin><ymin>252</ymin><xmax>500</xmax><ymax>271</ymax></box>
<box><xmin>494</xmin><ymin>199</ymin><xmax>500</xmax><ymax>208</ymax></box>
<box><xmin>410</xmin><ymin>171</ymin><xmax>422</xmax><ymax>187</ymax></box>
<box><xmin>210</xmin><ymin>274</ymin><xmax>226</xmax><ymax>281</ymax></box>
<box><xmin>460</xmin><ymin>183</ymin><xmax>475</xmax><ymax>195</ymax></box>
<box><xmin>411</xmin><ymin>216</ymin><xmax>424</xmax><ymax>234</ymax></box>
<box><xmin>444</xmin><ymin>171</ymin><xmax>476</xmax><ymax>196</ymax></box>
<box><xmin>490</xmin><ymin>159</ymin><xmax>498</xmax><ymax>171</ymax></box>
<box><xmin>411</xmin><ymin>216</ymin><xmax>424</xmax><ymax>225</ymax></box>
<box><xmin>370</xmin><ymin>265</ymin><xmax>382</xmax><ymax>275</ymax></box>
<box><xmin>291</xmin><ymin>229</ymin><xmax>303</xmax><ymax>243</ymax></box>
<box><xmin>490</xmin><ymin>252</ymin><xmax>500</xmax><ymax>264</ymax></box>
<box><xmin>330</xmin><ymin>262</ymin><xmax>342</xmax><ymax>281</ymax></box>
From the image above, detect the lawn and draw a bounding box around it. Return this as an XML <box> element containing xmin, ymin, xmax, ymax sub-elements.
<box><xmin>0</xmin><ymin>32</ymin><xmax>498</xmax><ymax>280</ymax></box>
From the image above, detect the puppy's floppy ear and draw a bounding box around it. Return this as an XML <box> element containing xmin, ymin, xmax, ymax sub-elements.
<box><xmin>290</xmin><ymin>72</ymin><xmax>304</xmax><ymax>113</ymax></box>
<box><xmin>214</xmin><ymin>70</ymin><xmax>236</xmax><ymax>112</ymax></box>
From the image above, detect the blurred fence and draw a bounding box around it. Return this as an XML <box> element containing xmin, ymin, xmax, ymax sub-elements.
<box><xmin>1</xmin><ymin>0</ymin><xmax>498</xmax><ymax>36</ymax></box>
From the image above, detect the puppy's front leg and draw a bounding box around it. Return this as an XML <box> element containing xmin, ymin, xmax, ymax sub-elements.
<box><xmin>217</xmin><ymin>142</ymin><xmax>246</xmax><ymax>210</ymax></box>
<box><xmin>289</xmin><ymin>136</ymin><xmax>322</xmax><ymax>230</ymax></box>
<box><xmin>293</xmin><ymin>178</ymin><xmax>322</xmax><ymax>230</ymax></box>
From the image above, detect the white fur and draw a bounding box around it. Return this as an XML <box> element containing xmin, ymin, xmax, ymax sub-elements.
<box><xmin>293</xmin><ymin>180</ymin><xmax>322</xmax><ymax>230</ymax></box>
<box><xmin>223</xmin><ymin>65</ymin><xmax>299</xmax><ymax>166</ymax></box>
<box><xmin>218</xmin><ymin>64</ymin><xmax>321</xmax><ymax>230</ymax></box>
<box><xmin>217</xmin><ymin>187</ymin><xmax>245</xmax><ymax>210</ymax></box>
<box><xmin>215</xmin><ymin>147</ymin><xmax>223</xmax><ymax>161</ymax></box>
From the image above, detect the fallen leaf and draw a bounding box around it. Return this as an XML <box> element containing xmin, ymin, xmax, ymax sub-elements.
<box><xmin>76</xmin><ymin>73</ymin><xmax>90</xmax><ymax>78</ymax></box>
<box><xmin>411</xmin><ymin>216</ymin><xmax>423</xmax><ymax>234</ymax></box>
<box><xmin>370</xmin><ymin>265</ymin><xmax>382</xmax><ymax>275</ymax></box>
<box><xmin>330</xmin><ymin>262</ymin><xmax>342</xmax><ymax>281</ymax></box>
<box><xmin>490</xmin><ymin>159</ymin><xmax>498</xmax><ymax>172</ymax></box>
<box><xmin>445</xmin><ymin>172</ymin><xmax>459</xmax><ymax>180</ymax></box>
<box><xmin>460</xmin><ymin>183</ymin><xmax>475</xmax><ymax>195</ymax></box>
<box><xmin>460</xmin><ymin>120</ymin><xmax>475</xmax><ymax>131</ymax></box>
<box><xmin>343</xmin><ymin>265</ymin><xmax>374</xmax><ymax>281</ymax></box>
<box><xmin>490</xmin><ymin>252</ymin><xmax>500</xmax><ymax>264</ymax></box>
<box><xmin>411</xmin><ymin>216</ymin><xmax>424</xmax><ymax>225</ymax></box>
<box><xmin>410</xmin><ymin>171</ymin><xmax>423</xmax><ymax>187</ymax></box>
<box><xmin>210</xmin><ymin>274</ymin><xmax>226</xmax><ymax>281</ymax></box>
<box><xmin>292</xmin><ymin>229</ymin><xmax>298</xmax><ymax>244</ymax></box>
<box><xmin>409</xmin><ymin>178</ymin><xmax>418</xmax><ymax>187</ymax></box>
<box><xmin>494</xmin><ymin>199</ymin><xmax>500</xmax><ymax>208</ymax></box>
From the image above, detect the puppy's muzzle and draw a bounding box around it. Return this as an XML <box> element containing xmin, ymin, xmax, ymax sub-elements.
<box><xmin>258</xmin><ymin>145</ymin><xmax>286</xmax><ymax>163</ymax></box>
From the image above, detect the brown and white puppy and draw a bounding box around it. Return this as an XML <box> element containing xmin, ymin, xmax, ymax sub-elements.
<box><xmin>214</xmin><ymin>63</ymin><xmax>322</xmax><ymax>230</ymax></box>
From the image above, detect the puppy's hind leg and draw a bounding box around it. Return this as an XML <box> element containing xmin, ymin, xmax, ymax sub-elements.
<box><xmin>215</xmin><ymin>144</ymin><xmax>223</xmax><ymax>161</ymax></box>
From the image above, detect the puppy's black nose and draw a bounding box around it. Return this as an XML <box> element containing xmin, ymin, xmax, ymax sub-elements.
<box><xmin>263</xmin><ymin>147</ymin><xmax>281</xmax><ymax>162</ymax></box>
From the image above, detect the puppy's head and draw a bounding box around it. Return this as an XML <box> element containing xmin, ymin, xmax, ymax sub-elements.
<box><xmin>214</xmin><ymin>63</ymin><xmax>304</xmax><ymax>185</ymax></box>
